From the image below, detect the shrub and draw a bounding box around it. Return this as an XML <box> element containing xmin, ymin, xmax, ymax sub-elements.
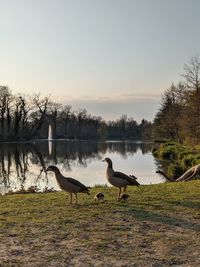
<box><xmin>181</xmin><ymin>154</ymin><xmax>196</xmax><ymax>167</ymax></box>
<box><xmin>160</xmin><ymin>147</ymin><xmax>175</xmax><ymax>159</ymax></box>
<box><xmin>168</xmin><ymin>164</ymin><xmax>184</xmax><ymax>179</ymax></box>
<box><xmin>152</xmin><ymin>148</ymin><xmax>158</xmax><ymax>157</ymax></box>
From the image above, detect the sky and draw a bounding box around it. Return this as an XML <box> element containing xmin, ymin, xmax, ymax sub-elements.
<box><xmin>1</xmin><ymin>0</ymin><xmax>200</xmax><ymax>121</ymax></box>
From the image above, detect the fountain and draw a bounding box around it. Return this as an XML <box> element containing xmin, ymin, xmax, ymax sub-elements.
<box><xmin>48</xmin><ymin>124</ymin><xmax>53</xmax><ymax>141</ymax></box>
<box><xmin>48</xmin><ymin>124</ymin><xmax>53</xmax><ymax>155</ymax></box>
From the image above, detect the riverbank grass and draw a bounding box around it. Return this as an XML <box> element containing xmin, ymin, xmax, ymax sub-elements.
<box><xmin>152</xmin><ymin>142</ymin><xmax>200</xmax><ymax>177</ymax></box>
<box><xmin>0</xmin><ymin>181</ymin><xmax>200</xmax><ymax>266</ymax></box>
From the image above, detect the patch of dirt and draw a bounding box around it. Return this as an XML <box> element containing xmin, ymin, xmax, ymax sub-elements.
<box><xmin>0</xmin><ymin>214</ymin><xmax>200</xmax><ymax>267</ymax></box>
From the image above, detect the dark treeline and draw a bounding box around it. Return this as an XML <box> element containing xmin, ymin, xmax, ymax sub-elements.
<box><xmin>153</xmin><ymin>57</ymin><xmax>200</xmax><ymax>144</ymax></box>
<box><xmin>0</xmin><ymin>86</ymin><xmax>152</xmax><ymax>141</ymax></box>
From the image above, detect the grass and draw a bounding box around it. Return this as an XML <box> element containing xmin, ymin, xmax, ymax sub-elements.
<box><xmin>152</xmin><ymin>142</ymin><xmax>197</xmax><ymax>162</ymax></box>
<box><xmin>152</xmin><ymin>142</ymin><xmax>200</xmax><ymax>177</ymax></box>
<box><xmin>0</xmin><ymin>181</ymin><xmax>200</xmax><ymax>266</ymax></box>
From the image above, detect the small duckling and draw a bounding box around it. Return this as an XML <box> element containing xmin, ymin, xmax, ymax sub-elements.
<box><xmin>94</xmin><ymin>192</ymin><xmax>105</xmax><ymax>203</ymax></box>
<box><xmin>119</xmin><ymin>193</ymin><xmax>130</xmax><ymax>202</ymax></box>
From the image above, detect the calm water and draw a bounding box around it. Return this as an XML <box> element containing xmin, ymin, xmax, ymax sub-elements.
<box><xmin>0</xmin><ymin>140</ymin><xmax>165</xmax><ymax>194</ymax></box>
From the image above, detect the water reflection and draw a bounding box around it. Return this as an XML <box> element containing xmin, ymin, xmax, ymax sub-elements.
<box><xmin>0</xmin><ymin>140</ymin><xmax>164</xmax><ymax>194</ymax></box>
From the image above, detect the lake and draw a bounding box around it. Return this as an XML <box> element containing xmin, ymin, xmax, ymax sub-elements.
<box><xmin>0</xmin><ymin>140</ymin><xmax>165</xmax><ymax>194</ymax></box>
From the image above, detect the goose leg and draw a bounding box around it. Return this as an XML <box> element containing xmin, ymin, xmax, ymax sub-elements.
<box><xmin>69</xmin><ymin>193</ymin><xmax>72</xmax><ymax>204</ymax></box>
<box><xmin>118</xmin><ymin>187</ymin><xmax>121</xmax><ymax>201</ymax></box>
<box><xmin>75</xmin><ymin>193</ymin><xmax>78</xmax><ymax>205</ymax></box>
<box><xmin>123</xmin><ymin>186</ymin><xmax>127</xmax><ymax>192</ymax></box>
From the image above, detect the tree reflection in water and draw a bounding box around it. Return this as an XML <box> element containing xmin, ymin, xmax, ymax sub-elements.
<box><xmin>0</xmin><ymin>140</ymin><xmax>156</xmax><ymax>194</ymax></box>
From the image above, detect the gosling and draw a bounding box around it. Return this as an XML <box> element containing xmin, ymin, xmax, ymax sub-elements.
<box><xmin>94</xmin><ymin>192</ymin><xmax>105</xmax><ymax>203</ymax></box>
<box><xmin>119</xmin><ymin>193</ymin><xmax>130</xmax><ymax>202</ymax></box>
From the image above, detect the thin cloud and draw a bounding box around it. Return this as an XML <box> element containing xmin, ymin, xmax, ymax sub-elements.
<box><xmin>121</xmin><ymin>93</ymin><xmax>160</xmax><ymax>100</ymax></box>
<box><xmin>53</xmin><ymin>93</ymin><xmax>160</xmax><ymax>122</ymax></box>
<box><xmin>55</xmin><ymin>93</ymin><xmax>161</xmax><ymax>104</ymax></box>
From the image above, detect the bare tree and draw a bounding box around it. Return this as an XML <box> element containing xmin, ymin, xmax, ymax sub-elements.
<box><xmin>182</xmin><ymin>57</ymin><xmax>200</xmax><ymax>93</ymax></box>
<box><xmin>0</xmin><ymin>86</ymin><xmax>12</xmax><ymax>138</ymax></box>
<box><xmin>76</xmin><ymin>109</ymin><xmax>88</xmax><ymax>138</ymax></box>
<box><xmin>60</xmin><ymin>105</ymin><xmax>72</xmax><ymax>138</ymax></box>
<box><xmin>181</xmin><ymin>57</ymin><xmax>200</xmax><ymax>141</ymax></box>
<box><xmin>29</xmin><ymin>94</ymin><xmax>50</xmax><ymax>139</ymax></box>
<box><xmin>13</xmin><ymin>96</ymin><xmax>27</xmax><ymax>138</ymax></box>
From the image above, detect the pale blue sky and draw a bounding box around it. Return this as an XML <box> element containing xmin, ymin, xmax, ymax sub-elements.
<box><xmin>1</xmin><ymin>0</ymin><xmax>200</xmax><ymax>121</ymax></box>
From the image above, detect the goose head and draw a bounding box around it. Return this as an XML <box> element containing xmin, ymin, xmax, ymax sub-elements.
<box><xmin>46</xmin><ymin>165</ymin><xmax>60</xmax><ymax>174</ymax></box>
<box><xmin>102</xmin><ymin>157</ymin><xmax>113</xmax><ymax>168</ymax></box>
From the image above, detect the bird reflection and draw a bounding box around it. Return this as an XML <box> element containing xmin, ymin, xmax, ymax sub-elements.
<box><xmin>0</xmin><ymin>140</ymin><xmax>154</xmax><ymax>194</ymax></box>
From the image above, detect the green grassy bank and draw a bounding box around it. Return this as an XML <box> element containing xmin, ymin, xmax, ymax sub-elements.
<box><xmin>152</xmin><ymin>142</ymin><xmax>200</xmax><ymax>178</ymax></box>
<box><xmin>0</xmin><ymin>181</ymin><xmax>200</xmax><ymax>267</ymax></box>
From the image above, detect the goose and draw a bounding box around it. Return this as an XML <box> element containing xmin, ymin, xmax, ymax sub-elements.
<box><xmin>46</xmin><ymin>166</ymin><xmax>90</xmax><ymax>204</ymax></box>
<box><xmin>102</xmin><ymin>158</ymin><xmax>140</xmax><ymax>200</ymax></box>
<box><xmin>94</xmin><ymin>192</ymin><xmax>105</xmax><ymax>203</ymax></box>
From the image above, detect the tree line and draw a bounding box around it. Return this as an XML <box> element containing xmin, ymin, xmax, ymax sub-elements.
<box><xmin>0</xmin><ymin>86</ymin><xmax>152</xmax><ymax>141</ymax></box>
<box><xmin>153</xmin><ymin>57</ymin><xmax>200</xmax><ymax>144</ymax></box>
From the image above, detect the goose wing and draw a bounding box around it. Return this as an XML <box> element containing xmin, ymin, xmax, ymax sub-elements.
<box><xmin>67</xmin><ymin>177</ymin><xmax>90</xmax><ymax>193</ymax></box>
<box><xmin>113</xmin><ymin>171</ymin><xmax>140</xmax><ymax>187</ymax></box>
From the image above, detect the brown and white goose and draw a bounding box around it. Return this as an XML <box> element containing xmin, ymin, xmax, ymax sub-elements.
<box><xmin>46</xmin><ymin>166</ymin><xmax>90</xmax><ymax>204</ymax></box>
<box><xmin>102</xmin><ymin>158</ymin><xmax>140</xmax><ymax>200</ymax></box>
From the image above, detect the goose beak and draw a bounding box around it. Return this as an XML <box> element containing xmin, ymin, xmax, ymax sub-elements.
<box><xmin>102</xmin><ymin>159</ymin><xmax>105</xmax><ymax>162</ymax></box>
